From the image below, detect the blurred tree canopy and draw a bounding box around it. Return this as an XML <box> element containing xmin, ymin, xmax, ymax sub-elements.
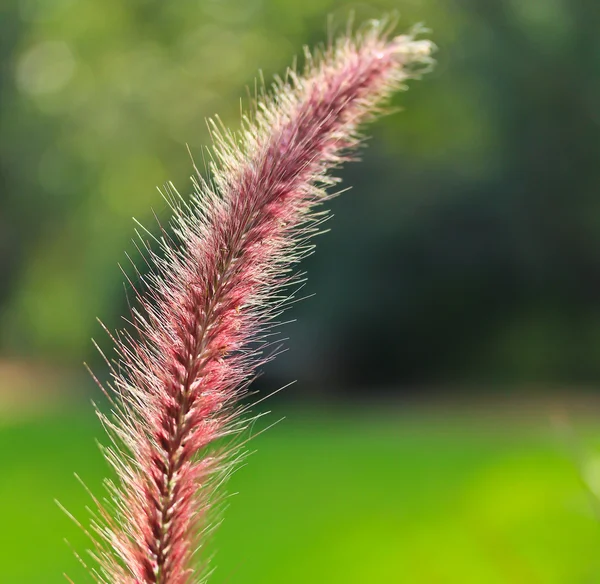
<box><xmin>1</xmin><ymin>0</ymin><xmax>600</xmax><ymax>391</ymax></box>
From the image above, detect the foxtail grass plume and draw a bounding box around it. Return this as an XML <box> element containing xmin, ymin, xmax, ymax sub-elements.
<box><xmin>81</xmin><ymin>19</ymin><xmax>434</xmax><ymax>584</ymax></box>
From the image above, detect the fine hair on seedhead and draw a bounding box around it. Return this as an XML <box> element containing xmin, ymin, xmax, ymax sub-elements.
<box><xmin>68</xmin><ymin>16</ymin><xmax>435</xmax><ymax>584</ymax></box>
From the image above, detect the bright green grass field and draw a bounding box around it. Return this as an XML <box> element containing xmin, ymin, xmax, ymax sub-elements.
<box><xmin>2</xmin><ymin>406</ymin><xmax>600</xmax><ymax>583</ymax></box>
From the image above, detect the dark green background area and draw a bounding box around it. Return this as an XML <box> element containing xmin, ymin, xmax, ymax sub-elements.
<box><xmin>1</xmin><ymin>0</ymin><xmax>600</xmax><ymax>388</ymax></box>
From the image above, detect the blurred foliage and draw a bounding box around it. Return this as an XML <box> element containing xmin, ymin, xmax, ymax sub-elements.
<box><xmin>1</xmin><ymin>0</ymin><xmax>600</xmax><ymax>388</ymax></box>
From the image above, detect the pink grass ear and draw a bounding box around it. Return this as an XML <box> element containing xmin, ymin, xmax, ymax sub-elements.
<box><xmin>79</xmin><ymin>18</ymin><xmax>434</xmax><ymax>584</ymax></box>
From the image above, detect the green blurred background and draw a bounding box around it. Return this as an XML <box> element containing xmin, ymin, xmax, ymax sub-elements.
<box><xmin>2</xmin><ymin>0</ymin><xmax>600</xmax><ymax>581</ymax></box>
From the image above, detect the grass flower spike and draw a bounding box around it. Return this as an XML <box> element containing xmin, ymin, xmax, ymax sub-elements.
<box><xmin>83</xmin><ymin>20</ymin><xmax>434</xmax><ymax>584</ymax></box>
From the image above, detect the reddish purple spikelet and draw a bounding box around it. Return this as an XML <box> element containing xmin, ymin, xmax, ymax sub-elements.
<box><xmin>85</xmin><ymin>20</ymin><xmax>433</xmax><ymax>584</ymax></box>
